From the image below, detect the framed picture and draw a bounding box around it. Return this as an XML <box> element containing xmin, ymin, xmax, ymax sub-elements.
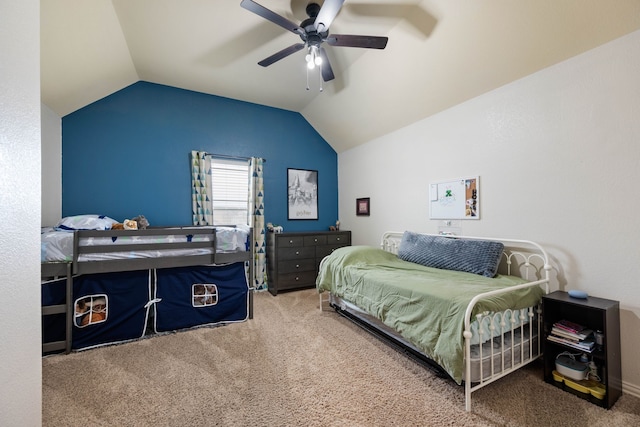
<box><xmin>287</xmin><ymin>168</ymin><xmax>318</xmax><ymax>220</ymax></box>
<box><xmin>356</xmin><ymin>197</ymin><xmax>370</xmax><ymax>216</ymax></box>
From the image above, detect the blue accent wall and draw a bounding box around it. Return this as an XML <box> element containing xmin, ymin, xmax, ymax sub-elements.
<box><xmin>62</xmin><ymin>81</ymin><xmax>338</xmax><ymax>231</ymax></box>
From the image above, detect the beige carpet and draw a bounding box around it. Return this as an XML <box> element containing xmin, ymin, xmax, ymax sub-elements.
<box><xmin>43</xmin><ymin>289</ymin><xmax>640</xmax><ymax>426</ymax></box>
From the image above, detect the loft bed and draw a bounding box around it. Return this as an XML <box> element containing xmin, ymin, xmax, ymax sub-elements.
<box><xmin>42</xmin><ymin>219</ymin><xmax>253</xmax><ymax>354</ymax></box>
<box><xmin>317</xmin><ymin>231</ymin><xmax>551</xmax><ymax>412</ymax></box>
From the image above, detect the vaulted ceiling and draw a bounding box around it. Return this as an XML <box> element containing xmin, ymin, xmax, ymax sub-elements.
<box><xmin>41</xmin><ymin>0</ymin><xmax>640</xmax><ymax>153</ymax></box>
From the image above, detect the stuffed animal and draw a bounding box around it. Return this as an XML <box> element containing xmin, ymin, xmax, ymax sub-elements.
<box><xmin>81</xmin><ymin>311</ymin><xmax>105</xmax><ymax>326</ymax></box>
<box><xmin>267</xmin><ymin>222</ymin><xmax>283</xmax><ymax>233</ymax></box>
<box><xmin>111</xmin><ymin>219</ymin><xmax>138</xmax><ymax>230</ymax></box>
<box><xmin>132</xmin><ymin>215</ymin><xmax>149</xmax><ymax>229</ymax></box>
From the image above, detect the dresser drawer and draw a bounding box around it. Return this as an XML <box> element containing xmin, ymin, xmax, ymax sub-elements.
<box><xmin>278</xmin><ymin>259</ymin><xmax>316</xmax><ymax>274</ymax></box>
<box><xmin>316</xmin><ymin>244</ymin><xmax>346</xmax><ymax>259</ymax></box>
<box><xmin>304</xmin><ymin>235</ymin><xmax>327</xmax><ymax>246</ymax></box>
<box><xmin>278</xmin><ymin>246</ymin><xmax>316</xmax><ymax>260</ymax></box>
<box><xmin>276</xmin><ymin>271</ymin><xmax>317</xmax><ymax>289</ymax></box>
<box><xmin>328</xmin><ymin>233</ymin><xmax>350</xmax><ymax>245</ymax></box>
<box><xmin>277</xmin><ymin>236</ymin><xmax>304</xmax><ymax>247</ymax></box>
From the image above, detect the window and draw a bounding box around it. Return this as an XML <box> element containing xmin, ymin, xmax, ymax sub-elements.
<box><xmin>192</xmin><ymin>284</ymin><xmax>218</xmax><ymax>307</ymax></box>
<box><xmin>74</xmin><ymin>294</ymin><xmax>108</xmax><ymax>327</ymax></box>
<box><xmin>211</xmin><ymin>157</ymin><xmax>249</xmax><ymax>225</ymax></box>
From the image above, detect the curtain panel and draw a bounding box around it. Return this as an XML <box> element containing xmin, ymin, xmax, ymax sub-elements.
<box><xmin>249</xmin><ymin>157</ymin><xmax>267</xmax><ymax>291</ymax></box>
<box><xmin>190</xmin><ymin>151</ymin><xmax>213</xmax><ymax>226</ymax></box>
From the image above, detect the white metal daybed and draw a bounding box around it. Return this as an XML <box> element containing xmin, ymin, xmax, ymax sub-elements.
<box><xmin>317</xmin><ymin>231</ymin><xmax>551</xmax><ymax>411</ymax></box>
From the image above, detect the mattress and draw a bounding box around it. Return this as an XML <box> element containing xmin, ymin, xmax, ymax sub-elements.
<box><xmin>41</xmin><ymin>226</ymin><xmax>249</xmax><ymax>263</ymax></box>
<box><xmin>41</xmin><ymin>227</ymin><xmax>74</xmax><ymax>262</ymax></box>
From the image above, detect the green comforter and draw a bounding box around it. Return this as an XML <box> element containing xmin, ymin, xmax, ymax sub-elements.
<box><xmin>316</xmin><ymin>246</ymin><xmax>544</xmax><ymax>384</ymax></box>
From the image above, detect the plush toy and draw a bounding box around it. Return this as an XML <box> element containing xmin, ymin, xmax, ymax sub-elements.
<box><xmin>266</xmin><ymin>223</ymin><xmax>283</xmax><ymax>233</ymax></box>
<box><xmin>111</xmin><ymin>219</ymin><xmax>138</xmax><ymax>230</ymax></box>
<box><xmin>81</xmin><ymin>311</ymin><xmax>105</xmax><ymax>326</ymax></box>
<box><xmin>132</xmin><ymin>215</ymin><xmax>149</xmax><ymax>229</ymax></box>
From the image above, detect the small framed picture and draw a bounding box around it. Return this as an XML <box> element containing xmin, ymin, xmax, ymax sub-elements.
<box><xmin>356</xmin><ymin>198</ymin><xmax>370</xmax><ymax>216</ymax></box>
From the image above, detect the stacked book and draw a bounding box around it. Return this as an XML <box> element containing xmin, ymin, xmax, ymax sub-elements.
<box><xmin>548</xmin><ymin>319</ymin><xmax>595</xmax><ymax>352</ymax></box>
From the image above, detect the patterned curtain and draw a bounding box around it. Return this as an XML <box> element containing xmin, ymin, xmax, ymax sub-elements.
<box><xmin>249</xmin><ymin>157</ymin><xmax>267</xmax><ymax>291</ymax></box>
<box><xmin>190</xmin><ymin>151</ymin><xmax>213</xmax><ymax>225</ymax></box>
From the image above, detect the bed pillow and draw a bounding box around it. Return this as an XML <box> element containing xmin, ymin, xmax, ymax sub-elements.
<box><xmin>397</xmin><ymin>231</ymin><xmax>504</xmax><ymax>278</ymax></box>
<box><xmin>56</xmin><ymin>215</ymin><xmax>118</xmax><ymax>231</ymax></box>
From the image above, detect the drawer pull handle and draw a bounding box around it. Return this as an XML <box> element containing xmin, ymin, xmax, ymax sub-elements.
<box><xmin>295</xmin><ymin>276</ymin><xmax>299</xmax><ymax>281</ymax></box>
<box><xmin>289</xmin><ymin>240</ymin><xmax>294</xmax><ymax>244</ymax></box>
<box><xmin>296</xmin><ymin>251</ymin><xmax>299</xmax><ymax>255</ymax></box>
<box><xmin>337</xmin><ymin>237</ymin><xmax>341</xmax><ymax>241</ymax></box>
<box><xmin>296</xmin><ymin>264</ymin><xmax>300</xmax><ymax>268</ymax></box>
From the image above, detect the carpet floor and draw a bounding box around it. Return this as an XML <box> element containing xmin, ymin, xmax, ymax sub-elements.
<box><xmin>43</xmin><ymin>288</ymin><xmax>640</xmax><ymax>426</ymax></box>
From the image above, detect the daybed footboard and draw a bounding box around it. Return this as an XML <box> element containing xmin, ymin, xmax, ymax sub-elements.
<box><xmin>462</xmin><ymin>280</ymin><xmax>547</xmax><ymax>411</ymax></box>
<box><xmin>318</xmin><ymin>231</ymin><xmax>551</xmax><ymax>412</ymax></box>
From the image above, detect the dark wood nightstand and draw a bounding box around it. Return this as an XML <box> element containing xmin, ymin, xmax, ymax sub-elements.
<box><xmin>542</xmin><ymin>291</ymin><xmax>621</xmax><ymax>408</ymax></box>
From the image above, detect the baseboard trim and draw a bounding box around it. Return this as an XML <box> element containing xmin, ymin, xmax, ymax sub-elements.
<box><xmin>623</xmin><ymin>380</ymin><xmax>640</xmax><ymax>399</ymax></box>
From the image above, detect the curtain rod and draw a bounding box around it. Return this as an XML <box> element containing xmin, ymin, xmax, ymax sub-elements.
<box><xmin>204</xmin><ymin>152</ymin><xmax>266</xmax><ymax>163</ymax></box>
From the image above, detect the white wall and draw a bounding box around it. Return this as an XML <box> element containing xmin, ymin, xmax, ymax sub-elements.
<box><xmin>338</xmin><ymin>30</ymin><xmax>640</xmax><ymax>396</ymax></box>
<box><xmin>41</xmin><ymin>103</ymin><xmax>62</xmax><ymax>226</ymax></box>
<box><xmin>0</xmin><ymin>1</ymin><xmax>43</xmax><ymax>426</ymax></box>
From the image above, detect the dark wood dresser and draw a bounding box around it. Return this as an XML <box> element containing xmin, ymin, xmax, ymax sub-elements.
<box><xmin>267</xmin><ymin>231</ymin><xmax>351</xmax><ymax>296</ymax></box>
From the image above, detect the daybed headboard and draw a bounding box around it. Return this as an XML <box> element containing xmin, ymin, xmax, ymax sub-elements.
<box><xmin>381</xmin><ymin>231</ymin><xmax>551</xmax><ymax>286</ymax></box>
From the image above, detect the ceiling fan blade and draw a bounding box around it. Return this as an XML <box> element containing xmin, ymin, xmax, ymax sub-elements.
<box><xmin>318</xmin><ymin>47</ymin><xmax>335</xmax><ymax>82</ymax></box>
<box><xmin>326</xmin><ymin>34</ymin><xmax>388</xmax><ymax>49</ymax></box>
<box><xmin>314</xmin><ymin>0</ymin><xmax>345</xmax><ymax>33</ymax></box>
<box><xmin>240</xmin><ymin>0</ymin><xmax>303</xmax><ymax>35</ymax></box>
<box><xmin>258</xmin><ymin>43</ymin><xmax>305</xmax><ymax>67</ymax></box>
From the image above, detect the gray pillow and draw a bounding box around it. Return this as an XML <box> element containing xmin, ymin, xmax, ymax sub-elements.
<box><xmin>397</xmin><ymin>231</ymin><xmax>504</xmax><ymax>278</ymax></box>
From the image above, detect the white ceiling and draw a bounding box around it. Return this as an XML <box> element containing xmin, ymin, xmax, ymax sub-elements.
<box><xmin>41</xmin><ymin>0</ymin><xmax>640</xmax><ymax>153</ymax></box>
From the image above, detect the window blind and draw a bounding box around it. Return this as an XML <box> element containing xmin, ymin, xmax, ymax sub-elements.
<box><xmin>211</xmin><ymin>157</ymin><xmax>249</xmax><ymax>226</ymax></box>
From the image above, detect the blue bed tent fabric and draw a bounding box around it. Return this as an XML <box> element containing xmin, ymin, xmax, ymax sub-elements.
<box><xmin>154</xmin><ymin>263</ymin><xmax>249</xmax><ymax>333</ymax></box>
<box><xmin>72</xmin><ymin>270</ymin><xmax>151</xmax><ymax>350</ymax></box>
<box><xmin>41</xmin><ymin>277</ymin><xmax>67</xmax><ymax>351</ymax></box>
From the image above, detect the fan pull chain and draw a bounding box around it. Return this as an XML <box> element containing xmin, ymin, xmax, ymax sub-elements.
<box><xmin>306</xmin><ymin>65</ymin><xmax>324</xmax><ymax>92</ymax></box>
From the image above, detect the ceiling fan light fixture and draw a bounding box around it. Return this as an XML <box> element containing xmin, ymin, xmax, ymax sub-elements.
<box><xmin>306</xmin><ymin>45</ymin><xmax>322</xmax><ymax>69</ymax></box>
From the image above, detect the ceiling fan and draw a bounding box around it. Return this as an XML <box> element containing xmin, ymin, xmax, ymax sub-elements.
<box><xmin>240</xmin><ymin>0</ymin><xmax>388</xmax><ymax>83</ymax></box>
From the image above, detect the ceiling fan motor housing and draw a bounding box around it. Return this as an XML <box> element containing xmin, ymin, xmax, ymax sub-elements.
<box><xmin>301</xmin><ymin>3</ymin><xmax>328</xmax><ymax>43</ymax></box>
